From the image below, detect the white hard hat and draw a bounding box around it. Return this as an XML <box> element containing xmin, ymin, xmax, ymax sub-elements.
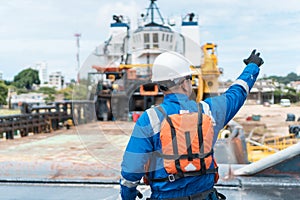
<box><xmin>152</xmin><ymin>51</ymin><xmax>193</xmax><ymax>82</ymax></box>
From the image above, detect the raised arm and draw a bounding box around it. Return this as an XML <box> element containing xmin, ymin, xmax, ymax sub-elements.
<box><xmin>203</xmin><ymin>49</ymin><xmax>264</xmax><ymax>143</ymax></box>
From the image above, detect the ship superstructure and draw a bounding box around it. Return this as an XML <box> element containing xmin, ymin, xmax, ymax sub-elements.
<box><xmin>81</xmin><ymin>0</ymin><xmax>221</xmax><ymax>121</ymax></box>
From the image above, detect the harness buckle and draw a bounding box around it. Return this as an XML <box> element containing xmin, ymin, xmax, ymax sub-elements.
<box><xmin>168</xmin><ymin>174</ymin><xmax>176</xmax><ymax>182</ymax></box>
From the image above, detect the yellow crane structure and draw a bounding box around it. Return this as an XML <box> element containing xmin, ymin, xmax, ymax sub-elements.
<box><xmin>192</xmin><ymin>43</ymin><xmax>222</xmax><ymax>102</ymax></box>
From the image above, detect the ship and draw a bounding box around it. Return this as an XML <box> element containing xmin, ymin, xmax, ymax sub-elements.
<box><xmin>79</xmin><ymin>0</ymin><xmax>221</xmax><ymax>121</ymax></box>
<box><xmin>0</xmin><ymin>1</ymin><xmax>298</xmax><ymax>199</ymax></box>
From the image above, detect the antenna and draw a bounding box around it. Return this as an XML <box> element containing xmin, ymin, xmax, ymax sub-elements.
<box><xmin>143</xmin><ymin>0</ymin><xmax>165</xmax><ymax>24</ymax></box>
<box><xmin>74</xmin><ymin>33</ymin><xmax>81</xmax><ymax>72</ymax></box>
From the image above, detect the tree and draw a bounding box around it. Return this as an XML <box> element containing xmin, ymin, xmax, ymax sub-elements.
<box><xmin>44</xmin><ymin>94</ymin><xmax>55</xmax><ymax>103</ymax></box>
<box><xmin>58</xmin><ymin>79</ymin><xmax>89</xmax><ymax>100</ymax></box>
<box><xmin>37</xmin><ymin>86</ymin><xmax>57</xmax><ymax>103</ymax></box>
<box><xmin>72</xmin><ymin>83</ymin><xmax>88</xmax><ymax>100</ymax></box>
<box><xmin>0</xmin><ymin>81</ymin><xmax>8</xmax><ymax>105</ymax></box>
<box><xmin>267</xmin><ymin>72</ymin><xmax>300</xmax><ymax>85</ymax></box>
<box><xmin>38</xmin><ymin>86</ymin><xmax>56</xmax><ymax>95</ymax></box>
<box><xmin>58</xmin><ymin>86</ymin><xmax>74</xmax><ymax>100</ymax></box>
<box><xmin>13</xmin><ymin>68</ymin><xmax>40</xmax><ymax>90</ymax></box>
<box><xmin>283</xmin><ymin>86</ymin><xmax>299</xmax><ymax>103</ymax></box>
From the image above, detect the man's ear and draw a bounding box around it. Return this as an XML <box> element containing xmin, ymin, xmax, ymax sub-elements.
<box><xmin>181</xmin><ymin>81</ymin><xmax>188</xmax><ymax>92</ymax></box>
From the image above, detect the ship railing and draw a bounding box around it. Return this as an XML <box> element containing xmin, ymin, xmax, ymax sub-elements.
<box><xmin>246</xmin><ymin>134</ymin><xmax>299</xmax><ymax>162</ymax></box>
<box><xmin>0</xmin><ymin>100</ymin><xmax>96</xmax><ymax>140</ymax></box>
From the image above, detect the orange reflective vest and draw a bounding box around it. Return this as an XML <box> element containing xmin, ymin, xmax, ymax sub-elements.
<box><xmin>145</xmin><ymin>104</ymin><xmax>218</xmax><ymax>183</ymax></box>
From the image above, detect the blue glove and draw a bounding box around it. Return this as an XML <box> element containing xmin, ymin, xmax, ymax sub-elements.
<box><xmin>120</xmin><ymin>185</ymin><xmax>141</xmax><ymax>200</ymax></box>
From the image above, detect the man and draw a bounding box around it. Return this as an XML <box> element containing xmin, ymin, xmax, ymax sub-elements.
<box><xmin>120</xmin><ymin>50</ymin><xmax>264</xmax><ymax>199</ymax></box>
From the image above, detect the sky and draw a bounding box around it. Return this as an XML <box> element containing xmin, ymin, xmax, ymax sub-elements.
<box><xmin>1</xmin><ymin>0</ymin><xmax>300</xmax><ymax>82</ymax></box>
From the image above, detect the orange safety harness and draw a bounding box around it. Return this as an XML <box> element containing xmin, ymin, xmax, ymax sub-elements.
<box><xmin>144</xmin><ymin>104</ymin><xmax>219</xmax><ymax>183</ymax></box>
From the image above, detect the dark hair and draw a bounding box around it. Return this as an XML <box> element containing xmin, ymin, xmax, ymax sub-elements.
<box><xmin>158</xmin><ymin>75</ymin><xmax>191</xmax><ymax>91</ymax></box>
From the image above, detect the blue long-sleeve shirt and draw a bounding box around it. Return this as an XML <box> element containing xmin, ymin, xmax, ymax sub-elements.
<box><xmin>121</xmin><ymin>63</ymin><xmax>260</xmax><ymax>199</ymax></box>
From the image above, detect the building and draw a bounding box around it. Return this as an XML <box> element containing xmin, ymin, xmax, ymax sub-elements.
<box><xmin>31</xmin><ymin>62</ymin><xmax>48</xmax><ymax>85</ymax></box>
<box><xmin>0</xmin><ymin>71</ymin><xmax>3</xmax><ymax>81</ymax></box>
<box><xmin>49</xmin><ymin>71</ymin><xmax>64</xmax><ymax>90</ymax></box>
<box><xmin>9</xmin><ymin>92</ymin><xmax>46</xmax><ymax>109</ymax></box>
<box><xmin>248</xmin><ymin>79</ymin><xmax>276</xmax><ymax>104</ymax></box>
<box><xmin>290</xmin><ymin>81</ymin><xmax>300</xmax><ymax>93</ymax></box>
<box><xmin>218</xmin><ymin>79</ymin><xmax>276</xmax><ymax>105</ymax></box>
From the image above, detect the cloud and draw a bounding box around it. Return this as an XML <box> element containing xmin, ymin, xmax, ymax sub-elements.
<box><xmin>0</xmin><ymin>36</ymin><xmax>101</xmax><ymax>79</ymax></box>
<box><xmin>296</xmin><ymin>66</ymin><xmax>300</xmax><ymax>75</ymax></box>
<box><xmin>95</xmin><ymin>1</ymin><xmax>142</xmax><ymax>35</ymax></box>
<box><xmin>1</xmin><ymin>0</ymin><xmax>300</xmax><ymax>81</ymax></box>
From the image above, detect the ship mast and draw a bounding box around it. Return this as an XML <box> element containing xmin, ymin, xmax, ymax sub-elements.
<box><xmin>144</xmin><ymin>0</ymin><xmax>164</xmax><ymax>25</ymax></box>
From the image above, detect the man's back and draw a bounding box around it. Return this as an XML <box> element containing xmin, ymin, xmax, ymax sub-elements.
<box><xmin>122</xmin><ymin>94</ymin><xmax>215</xmax><ymax>199</ymax></box>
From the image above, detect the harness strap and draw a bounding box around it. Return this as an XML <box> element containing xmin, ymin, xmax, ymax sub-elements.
<box><xmin>185</xmin><ymin>131</ymin><xmax>193</xmax><ymax>161</ymax></box>
<box><xmin>154</xmin><ymin>149</ymin><xmax>214</xmax><ymax>160</ymax></box>
<box><xmin>157</xmin><ymin>106</ymin><xmax>182</xmax><ymax>175</ymax></box>
<box><xmin>150</xmin><ymin>167</ymin><xmax>218</xmax><ymax>182</ymax></box>
<box><xmin>150</xmin><ymin>104</ymin><xmax>218</xmax><ymax>183</ymax></box>
<box><xmin>197</xmin><ymin>103</ymin><xmax>207</xmax><ymax>174</ymax></box>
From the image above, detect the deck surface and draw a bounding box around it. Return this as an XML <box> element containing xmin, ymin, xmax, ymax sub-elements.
<box><xmin>0</xmin><ymin>121</ymin><xmax>134</xmax><ymax>182</ymax></box>
<box><xmin>0</xmin><ymin>120</ymin><xmax>299</xmax><ymax>199</ymax></box>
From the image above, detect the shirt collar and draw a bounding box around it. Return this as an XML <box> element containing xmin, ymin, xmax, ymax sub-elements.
<box><xmin>163</xmin><ymin>93</ymin><xmax>189</xmax><ymax>103</ymax></box>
